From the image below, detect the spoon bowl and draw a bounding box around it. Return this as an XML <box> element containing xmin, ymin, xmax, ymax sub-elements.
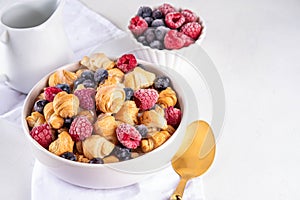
<box><xmin>170</xmin><ymin>120</ymin><xmax>216</xmax><ymax>200</ymax></box>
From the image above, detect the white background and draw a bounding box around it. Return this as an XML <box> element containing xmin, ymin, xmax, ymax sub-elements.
<box><xmin>1</xmin><ymin>0</ymin><xmax>300</xmax><ymax>199</ymax></box>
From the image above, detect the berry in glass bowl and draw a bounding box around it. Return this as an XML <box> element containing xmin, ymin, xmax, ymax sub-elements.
<box><xmin>128</xmin><ymin>3</ymin><xmax>205</xmax><ymax>50</ymax></box>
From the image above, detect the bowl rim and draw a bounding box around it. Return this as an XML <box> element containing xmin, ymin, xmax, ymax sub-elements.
<box><xmin>22</xmin><ymin>56</ymin><xmax>197</xmax><ymax>172</ymax></box>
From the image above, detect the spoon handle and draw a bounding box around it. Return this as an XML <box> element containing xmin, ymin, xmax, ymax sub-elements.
<box><xmin>170</xmin><ymin>178</ymin><xmax>188</xmax><ymax>200</ymax></box>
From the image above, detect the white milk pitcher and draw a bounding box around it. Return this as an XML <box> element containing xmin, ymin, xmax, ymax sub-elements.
<box><xmin>0</xmin><ymin>0</ymin><xmax>74</xmax><ymax>93</ymax></box>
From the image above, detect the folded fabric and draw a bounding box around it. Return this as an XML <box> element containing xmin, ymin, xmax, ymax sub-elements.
<box><xmin>32</xmin><ymin>160</ymin><xmax>205</xmax><ymax>200</ymax></box>
<box><xmin>0</xmin><ymin>84</ymin><xmax>26</xmax><ymax>126</ymax></box>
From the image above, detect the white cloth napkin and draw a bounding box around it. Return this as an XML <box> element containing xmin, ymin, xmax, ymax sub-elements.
<box><xmin>32</xmin><ymin>160</ymin><xmax>205</xmax><ymax>200</ymax></box>
<box><xmin>0</xmin><ymin>0</ymin><xmax>205</xmax><ymax>199</ymax></box>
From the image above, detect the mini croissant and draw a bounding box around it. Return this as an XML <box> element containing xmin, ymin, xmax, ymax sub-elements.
<box><xmin>157</xmin><ymin>87</ymin><xmax>177</xmax><ymax>108</ymax></box>
<box><xmin>100</xmin><ymin>68</ymin><xmax>125</xmax><ymax>88</ymax></box>
<box><xmin>93</xmin><ymin>114</ymin><xmax>118</xmax><ymax>144</ymax></box>
<box><xmin>108</xmin><ymin>68</ymin><xmax>124</xmax><ymax>82</ymax></box>
<box><xmin>26</xmin><ymin>111</ymin><xmax>46</xmax><ymax>128</ymax></box>
<box><xmin>80</xmin><ymin>53</ymin><xmax>115</xmax><ymax>71</ymax></box>
<box><xmin>82</xmin><ymin>135</ymin><xmax>115</xmax><ymax>159</ymax></box>
<box><xmin>77</xmin><ymin>109</ymin><xmax>97</xmax><ymax>124</ymax></box>
<box><xmin>43</xmin><ymin>102</ymin><xmax>64</xmax><ymax>129</ymax></box>
<box><xmin>48</xmin><ymin>69</ymin><xmax>77</xmax><ymax>88</ymax></box>
<box><xmin>139</xmin><ymin>105</ymin><xmax>167</xmax><ymax>130</ymax></box>
<box><xmin>95</xmin><ymin>84</ymin><xmax>125</xmax><ymax>113</ymax></box>
<box><xmin>141</xmin><ymin>131</ymin><xmax>171</xmax><ymax>153</ymax></box>
<box><xmin>100</xmin><ymin>76</ymin><xmax>119</xmax><ymax>88</ymax></box>
<box><xmin>124</xmin><ymin>67</ymin><xmax>156</xmax><ymax>90</ymax></box>
<box><xmin>115</xmin><ymin>101</ymin><xmax>139</xmax><ymax>125</ymax></box>
<box><xmin>53</xmin><ymin>91</ymin><xmax>79</xmax><ymax>118</ymax></box>
<box><xmin>49</xmin><ymin>131</ymin><xmax>74</xmax><ymax>156</ymax></box>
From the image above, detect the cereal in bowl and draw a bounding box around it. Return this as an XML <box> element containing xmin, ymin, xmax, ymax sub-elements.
<box><xmin>26</xmin><ymin>53</ymin><xmax>182</xmax><ymax>164</ymax></box>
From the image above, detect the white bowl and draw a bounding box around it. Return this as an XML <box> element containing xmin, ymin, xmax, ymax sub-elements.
<box><xmin>22</xmin><ymin>58</ymin><xmax>199</xmax><ymax>189</ymax></box>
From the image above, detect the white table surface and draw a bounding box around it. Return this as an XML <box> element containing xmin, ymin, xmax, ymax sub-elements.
<box><xmin>1</xmin><ymin>0</ymin><xmax>300</xmax><ymax>199</ymax></box>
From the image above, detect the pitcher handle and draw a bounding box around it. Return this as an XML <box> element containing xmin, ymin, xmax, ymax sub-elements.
<box><xmin>0</xmin><ymin>74</ymin><xmax>8</xmax><ymax>83</ymax></box>
<box><xmin>0</xmin><ymin>27</ymin><xmax>8</xmax><ymax>83</ymax></box>
<box><xmin>0</xmin><ymin>25</ymin><xmax>8</xmax><ymax>83</ymax></box>
<box><xmin>0</xmin><ymin>29</ymin><xmax>8</xmax><ymax>43</ymax></box>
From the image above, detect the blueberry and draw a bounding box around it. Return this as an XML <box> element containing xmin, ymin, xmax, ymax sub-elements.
<box><xmin>111</xmin><ymin>146</ymin><xmax>131</xmax><ymax>161</ymax></box>
<box><xmin>144</xmin><ymin>17</ymin><xmax>153</xmax><ymax>26</ymax></box>
<box><xmin>89</xmin><ymin>157</ymin><xmax>104</xmax><ymax>164</ymax></box>
<box><xmin>144</xmin><ymin>28</ymin><xmax>156</xmax><ymax>44</ymax></box>
<box><xmin>82</xmin><ymin>79</ymin><xmax>96</xmax><ymax>88</ymax></box>
<box><xmin>151</xmin><ymin>19</ymin><xmax>165</xmax><ymax>27</ymax></box>
<box><xmin>61</xmin><ymin>152</ymin><xmax>76</xmax><ymax>161</ymax></box>
<box><xmin>135</xmin><ymin>124</ymin><xmax>148</xmax><ymax>138</ymax></box>
<box><xmin>80</xmin><ymin>70</ymin><xmax>94</xmax><ymax>80</ymax></box>
<box><xmin>152</xmin><ymin>9</ymin><xmax>163</xmax><ymax>19</ymax></box>
<box><xmin>123</xmin><ymin>87</ymin><xmax>134</xmax><ymax>100</ymax></box>
<box><xmin>64</xmin><ymin>117</ymin><xmax>73</xmax><ymax>128</ymax></box>
<box><xmin>56</xmin><ymin>84</ymin><xmax>71</xmax><ymax>93</ymax></box>
<box><xmin>137</xmin><ymin>6</ymin><xmax>144</xmax><ymax>16</ymax></box>
<box><xmin>94</xmin><ymin>68</ymin><xmax>108</xmax><ymax>84</ymax></box>
<box><xmin>154</xmin><ymin>26</ymin><xmax>170</xmax><ymax>41</ymax></box>
<box><xmin>150</xmin><ymin>40</ymin><xmax>163</xmax><ymax>49</ymax></box>
<box><xmin>33</xmin><ymin>99</ymin><xmax>48</xmax><ymax>113</ymax></box>
<box><xmin>154</xmin><ymin>76</ymin><xmax>170</xmax><ymax>90</ymax></box>
<box><xmin>137</xmin><ymin>6</ymin><xmax>152</xmax><ymax>18</ymax></box>
<box><xmin>137</xmin><ymin>35</ymin><xmax>148</xmax><ymax>46</ymax></box>
<box><xmin>74</xmin><ymin>77</ymin><xmax>85</xmax><ymax>89</ymax></box>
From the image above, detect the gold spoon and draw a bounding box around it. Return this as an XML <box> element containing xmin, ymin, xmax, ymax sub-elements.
<box><xmin>170</xmin><ymin>120</ymin><xmax>216</xmax><ymax>200</ymax></box>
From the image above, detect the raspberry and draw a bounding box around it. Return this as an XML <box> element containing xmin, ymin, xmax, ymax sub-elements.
<box><xmin>165</xmin><ymin>106</ymin><xmax>182</xmax><ymax>127</ymax></box>
<box><xmin>181</xmin><ymin>9</ymin><xmax>198</xmax><ymax>23</ymax></box>
<box><xmin>44</xmin><ymin>87</ymin><xmax>63</xmax><ymax>102</ymax></box>
<box><xmin>116</xmin><ymin>54</ymin><xmax>137</xmax><ymax>73</ymax></box>
<box><xmin>116</xmin><ymin>123</ymin><xmax>142</xmax><ymax>149</ymax></box>
<box><xmin>180</xmin><ymin>22</ymin><xmax>202</xmax><ymax>40</ymax></box>
<box><xmin>158</xmin><ymin>3</ymin><xmax>176</xmax><ymax>16</ymax></box>
<box><xmin>128</xmin><ymin>16</ymin><xmax>148</xmax><ymax>36</ymax></box>
<box><xmin>30</xmin><ymin>124</ymin><xmax>53</xmax><ymax>148</ymax></box>
<box><xmin>74</xmin><ymin>88</ymin><xmax>96</xmax><ymax>110</ymax></box>
<box><xmin>134</xmin><ymin>88</ymin><xmax>159</xmax><ymax>110</ymax></box>
<box><xmin>164</xmin><ymin>30</ymin><xmax>194</xmax><ymax>50</ymax></box>
<box><xmin>165</xmin><ymin>12</ymin><xmax>185</xmax><ymax>29</ymax></box>
<box><xmin>69</xmin><ymin>116</ymin><xmax>93</xmax><ymax>142</ymax></box>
